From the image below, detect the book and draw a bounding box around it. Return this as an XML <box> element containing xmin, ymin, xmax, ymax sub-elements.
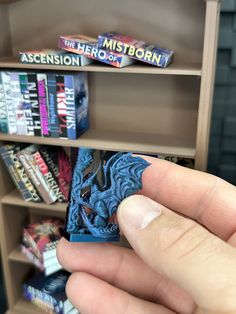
<box><xmin>17</xmin><ymin>145</ymin><xmax>57</xmax><ymax>204</ymax></box>
<box><xmin>22</xmin><ymin>218</ymin><xmax>64</xmax><ymax>262</ymax></box>
<box><xmin>37</xmin><ymin>73</ymin><xmax>50</xmax><ymax>137</ymax></box>
<box><xmin>19</xmin><ymin>72</ymin><xmax>35</xmax><ymax>135</ymax></box>
<box><xmin>10</xmin><ymin>72</ymin><xmax>28</xmax><ymax>135</ymax></box>
<box><xmin>1</xmin><ymin>72</ymin><xmax>17</xmax><ymax>134</ymax></box>
<box><xmin>59</xmin><ymin>34</ymin><xmax>134</xmax><ymax>68</ymax></box>
<box><xmin>38</xmin><ymin>146</ymin><xmax>71</xmax><ymax>201</ymax></box>
<box><xmin>64</xmin><ymin>73</ymin><xmax>89</xmax><ymax>139</ymax></box>
<box><xmin>27</xmin><ymin>73</ymin><xmax>41</xmax><ymax>136</ymax></box>
<box><xmin>23</xmin><ymin>270</ymin><xmax>73</xmax><ymax>314</ymax></box>
<box><xmin>47</xmin><ymin>73</ymin><xmax>59</xmax><ymax>138</ymax></box>
<box><xmin>98</xmin><ymin>32</ymin><xmax>174</xmax><ymax>67</ymax></box>
<box><xmin>19</xmin><ymin>49</ymin><xmax>93</xmax><ymax>67</ymax></box>
<box><xmin>56</xmin><ymin>75</ymin><xmax>67</xmax><ymax>138</ymax></box>
<box><xmin>0</xmin><ymin>144</ymin><xmax>33</xmax><ymax>201</ymax></box>
<box><xmin>32</xmin><ymin>149</ymin><xmax>66</xmax><ymax>202</ymax></box>
<box><xmin>0</xmin><ymin>73</ymin><xmax>8</xmax><ymax>133</ymax></box>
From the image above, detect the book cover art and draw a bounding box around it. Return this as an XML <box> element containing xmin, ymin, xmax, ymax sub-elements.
<box><xmin>1</xmin><ymin>72</ymin><xmax>17</xmax><ymax>134</ymax></box>
<box><xmin>27</xmin><ymin>73</ymin><xmax>41</xmax><ymax>136</ymax></box>
<box><xmin>56</xmin><ymin>75</ymin><xmax>67</xmax><ymax>138</ymax></box>
<box><xmin>59</xmin><ymin>35</ymin><xmax>134</xmax><ymax>68</ymax></box>
<box><xmin>98</xmin><ymin>32</ymin><xmax>174</xmax><ymax>67</ymax></box>
<box><xmin>37</xmin><ymin>73</ymin><xmax>50</xmax><ymax>137</ymax></box>
<box><xmin>47</xmin><ymin>73</ymin><xmax>59</xmax><ymax>138</ymax></box>
<box><xmin>33</xmin><ymin>150</ymin><xmax>66</xmax><ymax>202</ymax></box>
<box><xmin>0</xmin><ymin>144</ymin><xmax>32</xmax><ymax>201</ymax></box>
<box><xmin>19</xmin><ymin>49</ymin><xmax>93</xmax><ymax>67</ymax></box>
<box><xmin>23</xmin><ymin>270</ymin><xmax>73</xmax><ymax>314</ymax></box>
<box><xmin>19</xmin><ymin>73</ymin><xmax>35</xmax><ymax>135</ymax></box>
<box><xmin>17</xmin><ymin>145</ymin><xmax>57</xmax><ymax>204</ymax></box>
<box><xmin>39</xmin><ymin>146</ymin><xmax>71</xmax><ymax>201</ymax></box>
<box><xmin>0</xmin><ymin>72</ymin><xmax>8</xmax><ymax>133</ymax></box>
<box><xmin>22</xmin><ymin>218</ymin><xmax>64</xmax><ymax>261</ymax></box>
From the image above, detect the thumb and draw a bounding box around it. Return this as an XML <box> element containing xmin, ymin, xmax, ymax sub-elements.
<box><xmin>117</xmin><ymin>195</ymin><xmax>236</xmax><ymax>312</ymax></box>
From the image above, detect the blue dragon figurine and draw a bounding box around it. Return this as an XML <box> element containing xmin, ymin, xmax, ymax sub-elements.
<box><xmin>62</xmin><ymin>149</ymin><xmax>150</xmax><ymax>242</ymax></box>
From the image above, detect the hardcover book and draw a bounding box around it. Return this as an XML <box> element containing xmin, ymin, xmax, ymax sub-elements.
<box><xmin>37</xmin><ymin>73</ymin><xmax>50</xmax><ymax>137</ymax></box>
<box><xmin>56</xmin><ymin>75</ymin><xmax>67</xmax><ymax>138</ymax></box>
<box><xmin>0</xmin><ymin>72</ymin><xmax>8</xmax><ymax>133</ymax></box>
<box><xmin>1</xmin><ymin>72</ymin><xmax>17</xmax><ymax>134</ymax></box>
<box><xmin>47</xmin><ymin>73</ymin><xmax>59</xmax><ymax>138</ymax></box>
<box><xmin>17</xmin><ymin>145</ymin><xmax>57</xmax><ymax>204</ymax></box>
<box><xmin>0</xmin><ymin>144</ymin><xmax>33</xmax><ymax>201</ymax></box>
<box><xmin>19</xmin><ymin>73</ymin><xmax>35</xmax><ymax>136</ymax></box>
<box><xmin>23</xmin><ymin>270</ymin><xmax>73</xmax><ymax>314</ymax></box>
<box><xmin>27</xmin><ymin>73</ymin><xmax>41</xmax><ymax>136</ymax></box>
<box><xmin>59</xmin><ymin>35</ymin><xmax>134</xmax><ymax>68</ymax></box>
<box><xmin>33</xmin><ymin>150</ymin><xmax>66</xmax><ymax>202</ymax></box>
<box><xmin>19</xmin><ymin>49</ymin><xmax>93</xmax><ymax>67</ymax></box>
<box><xmin>64</xmin><ymin>73</ymin><xmax>89</xmax><ymax>139</ymax></box>
<box><xmin>22</xmin><ymin>218</ymin><xmax>64</xmax><ymax>262</ymax></box>
<box><xmin>10</xmin><ymin>72</ymin><xmax>28</xmax><ymax>135</ymax></box>
<box><xmin>38</xmin><ymin>146</ymin><xmax>71</xmax><ymax>201</ymax></box>
<box><xmin>98</xmin><ymin>32</ymin><xmax>174</xmax><ymax>67</ymax></box>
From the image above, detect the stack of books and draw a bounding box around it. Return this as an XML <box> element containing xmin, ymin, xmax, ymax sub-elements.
<box><xmin>0</xmin><ymin>70</ymin><xmax>89</xmax><ymax>139</ymax></box>
<box><xmin>0</xmin><ymin>143</ymin><xmax>71</xmax><ymax>204</ymax></box>
<box><xmin>22</xmin><ymin>218</ymin><xmax>63</xmax><ymax>276</ymax></box>
<box><xmin>23</xmin><ymin>270</ymin><xmax>79</xmax><ymax>314</ymax></box>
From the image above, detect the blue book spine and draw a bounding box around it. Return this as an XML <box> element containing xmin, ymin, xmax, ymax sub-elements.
<box><xmin>74</xmin><ymin>72</ymin><xmax>89</xmax><ymax>137</ymax></box>
<box><xmin>0</xmin><ymin>72</ymin><xmax>8</xmax><ymax>133</ymax></box>
<box><xmin>47</xmin><ymin>73</ymin><xmax>59</xmax><ymax>138</ymax></box>
<box><xmin>64</xmin><ymin>75</ymin><xmax>76</xmax><ymax>139</ymax></box>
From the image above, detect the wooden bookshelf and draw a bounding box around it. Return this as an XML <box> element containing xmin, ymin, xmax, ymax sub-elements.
<box><xmin>0</xmin><ymin>0</ymin><xmax>220</xmax><ymax>313</ymax></box>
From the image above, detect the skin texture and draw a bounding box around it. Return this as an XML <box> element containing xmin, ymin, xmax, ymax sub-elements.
<box><xmin>57</xmin><ymin>156</ymin><xmax>236</xmax><ymax>314</ymax></box>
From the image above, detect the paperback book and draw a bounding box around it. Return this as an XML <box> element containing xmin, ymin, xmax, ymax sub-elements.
<box><xmin>23</xmin><ymin>270</ymin><xmax>76</xmax><ymax>314</ymax></box>
<box><xmin>59</xmin><ymin>34</ymin><xmax>134</xmax><ymax>68</ymax></box>
<box><xmin>19</xmin><ymin>49</ymin><xmax>93</xmax><ymax>67</ymax></box>
<box><xmin>98</xmin><ymin>32</ymin><xmax>174</xmax><ymax>67</ymax></box>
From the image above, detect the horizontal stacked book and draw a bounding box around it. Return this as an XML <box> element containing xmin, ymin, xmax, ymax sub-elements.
<box><xmin>22</xmin><ymin>218</ymin><xmax>63</xmax><ymax>276</ymax></box>
<box><xmin>0</xmin><ymin>143</ymin><xmax>71</xmax><ymax>204</ymax></box>
<box><xmin>0</xmin><ymin>70</ymin><xmax>89</xmax><ymax>139</ymax></box>
<box><xmin>23</xmin><ymin>270</ymin><xmax>79</xmax><ymax>314</ymax></box>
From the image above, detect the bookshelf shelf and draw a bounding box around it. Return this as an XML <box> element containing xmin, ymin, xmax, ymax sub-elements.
<box><xmin>2</xmin><ymin>190</ymin><xmax>67</xmax><ymax>212</ymax></box>
<box><xmin>0</xmin><ymin>129</ymin><xmax>196</xmax><ymax>158</ymax></box>
<box><xmin>0</xmin><ymin>0</ymin><xmax>220</xmax><ymax>313</ymax></box>
<box><xmin>0</xmin><ymin>57</ymin><xmax>202</xmax><ymax>76</ymax></box>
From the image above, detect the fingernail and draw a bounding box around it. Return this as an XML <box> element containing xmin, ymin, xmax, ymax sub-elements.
<box><xmin>119</xmin><ymin>195</ymin><xmax>162</xmax><ymax>230</ymax></box>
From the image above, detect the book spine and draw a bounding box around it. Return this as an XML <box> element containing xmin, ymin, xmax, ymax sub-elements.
<box><xmin>39</xmin><ymin>146</ymin><xmax>70</xmax><ymax>201</ymax></box>
<box><xmin>1</xmin><ymin>72</ymin><xmax>17</xmax><ymax>134</ymax></box>
<box><xmin>21</xmin><ymin>245</ymin><xmax>44</xmax><ymax>270</ymax></box>
<box><xmin>19</xmin><ymin>73</ymin><xmax>34</xmax><ymax>136</ymax></box>
<box><xmin>17</xmin><ymin>146</ymin><xmax>57</xmax><ymax>204</ymax></box>
<box><xmin>10</xmin><ymin>72</ymin><xmax>27</xmax><ymax>135</ymax></box>
<box><xmin>0</xmin><ymin>145</ymin><xmax>32</xmax><ymax>201</ymax></box>
<box><xmin>47</xmin><ymin>73</ymin><xmax>59</xmax><ymax>137</ymax></box>
<box><xmin>0</xmin><ymin>73</ymin><xmax>8</xmax><ymax>133</ymax></box>
<box><xmin>59</xmin><ymin>37</ymin><xmax>124</xmax><ymax>67</ymax></box>
<box><xmin>33</xmin><ymin>150</ymin><xmax>65</xmax><ymax>202</ymax></box>
<box><xmin>74</xmin><ymin>73</ymin><xmax>89</xmax><ymax>137</ymax></box>
<box><xmin>56</xmin><ymin>75</ymin><xmax>67</xmax><ymax>138</ymax></box>
<box><xmin>27</xmin><ymin>73</ymin><xmax>41</xmax><ymax>136</ymax></box>
<box><xmin>37</xmin><ymin>73</ymin><xmax>50</xmax><ymax>137</ymax></box>
<box><xmin>64</xmin><ymin>75</ymin><xmax>76</xmax><ymax>139</ymax></box>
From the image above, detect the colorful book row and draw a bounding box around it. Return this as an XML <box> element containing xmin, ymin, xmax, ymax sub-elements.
<box><xmin>0</xmin><ymin>70</ymin><xmax>89</xmax><ymax>139</ymax></box>
<box><xmin>0</xmin><ymin>143</ymin><xmax>71</xmax><ymax>204</ymax></box>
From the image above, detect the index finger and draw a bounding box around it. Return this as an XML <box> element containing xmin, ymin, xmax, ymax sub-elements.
<box><xmin>139</xmin><ymin>156</ymin><xmax>236</xmax><ymax>240</ymax></box>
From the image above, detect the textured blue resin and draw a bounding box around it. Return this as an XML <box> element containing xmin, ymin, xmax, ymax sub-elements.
<box><xmin>63</xmin><ymin>149</ymin><xmax>149</xmax><ymax>242</ymax></box>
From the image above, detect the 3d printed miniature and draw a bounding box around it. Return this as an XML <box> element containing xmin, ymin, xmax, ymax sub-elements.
<box><xmin>62</xmin><ymin>149</ymin><xmax>149</xmax><ymax>242</ymax></box>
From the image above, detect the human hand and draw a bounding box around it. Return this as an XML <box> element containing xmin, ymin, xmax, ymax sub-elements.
<box><xmin>57</xmin><ymin>156</ymin><xmax>236</xmax><ymax>314</ymax></box>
